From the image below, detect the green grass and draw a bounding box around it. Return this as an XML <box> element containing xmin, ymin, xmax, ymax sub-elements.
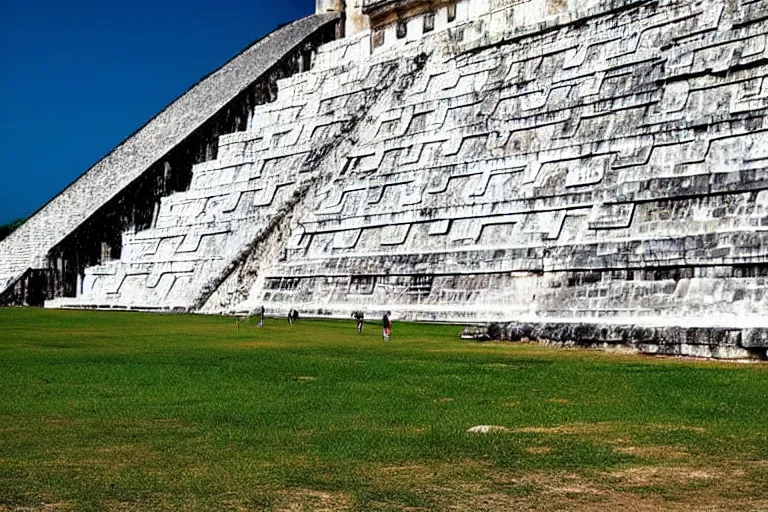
<box><xmin>0</xmin><ymin>308</ymin><xmax>766</xmax><ymax>511</ymax></box>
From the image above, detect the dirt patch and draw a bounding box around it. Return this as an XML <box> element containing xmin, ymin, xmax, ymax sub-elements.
<box><xmin>519</xmin><ymin>471</ymin><xmax>602</xmax><ymax>494</ymax></box>
<box><xmin>647</xmin><ymin>424</ymin><xmax>706</xmax><ymax>433</ymax></box>
<box><xmin>353</xmin><ymin>460</ymin><xmax>768</xmax><ymax>512</ymax></box>
<box><xmin>444</xmin><ymin>466</ymin><xmax>768</xmax><ymax>512</ymax></box>
<box><xmin>614</xmin><ymin>445</ymin><xmax>690</xmax><ymax>459</ymax></box>
<box><xmin>275</xmin><ymin>488</ymin><xmax>351</xmax><ymax>512</ymax></box>
<box><xmin>90</xmin><ymin>502</ymin><xmax>140</xmax><ymax>512</ymax></box>
<box><xmin>513</xmin><ymin>423</ymin><xmax>616</xmax><ymax>435</ymax></box>
<box><xmin>5</xmin><ymin>503</ymin><xmax>77</xmax><ymax>512</ymax></box>
<box><xmin>525</xmin><ymin>447</ymin><xmax>552</xmax><ymax>455</ymax></box>
<box><xmin>512</xmin><ymin>422</ymin><xmax>706</xmax><ymax>436</ymax></box>
<box><xmin>608</xmin><ymin>466</ymin><xmax>718</xmax><ymax>486</ymax></box>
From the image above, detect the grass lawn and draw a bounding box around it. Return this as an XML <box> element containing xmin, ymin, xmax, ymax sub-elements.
<box><xmin>0</xmin><ymin>308</ymin><xmax>766</xmax><ymax>511</ymax></box>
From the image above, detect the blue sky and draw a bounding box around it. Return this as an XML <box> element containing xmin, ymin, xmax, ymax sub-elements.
<box><xmin>0</xmin><ymin>0</ymin><xmax>313</xmax><ymax>224</ymax></box>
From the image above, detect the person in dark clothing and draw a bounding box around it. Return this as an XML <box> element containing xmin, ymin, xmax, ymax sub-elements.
<box><xmin>288</xmin><ymin>309</ymin><xmax>295</xmax><ymax>326</ymax></box>
<box><xmin>292</xmin><ymin>309</ymin><xmax>299</xmax><ymax>324</ymax></box>
<box><xmin>259</xmin><ymin>306</ymin><xmax>265</xmax><ymax>327</ymax></box>
<box><xmin>382</xmin><ymin>311</ymin><xmax>392</xmax><ymax>341</ymax></box>
<box><xmin>352</xmin><ymin>311</ymin><xmax>364</xmax><ymax>334</ymax></box>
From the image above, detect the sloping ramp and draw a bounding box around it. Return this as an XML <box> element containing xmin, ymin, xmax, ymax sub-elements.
<box><xmin>0</xmin><ymin>13</ymin><xmax>339</xmax><ymax>300</ymax></box>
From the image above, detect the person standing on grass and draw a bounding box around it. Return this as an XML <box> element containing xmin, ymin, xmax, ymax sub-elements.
<box><xmin>259</xmin><ymin>305</ymin><xmax>265</xmax><ymax>327</ymax></box>
<box><xmin>292</xmin><ymin>309</ymin><xmax>299</xmax><ymax>324</ymax></box>
<box><xmin>382</xmin><ymin>311</ymin><xmax>392</xmax><ymax>341</ymax></box>
<box><xmin>353</xmin><ymin>311</ymin><xmax>364</xmax><ymax>334</ymax></box>
<box><xmin>288</xmin><ymin>308</ymin><xmax>295</xmax><ymax>326</ymax></box>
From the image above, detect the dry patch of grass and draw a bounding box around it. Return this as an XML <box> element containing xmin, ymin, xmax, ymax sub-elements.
<box><xmin>648</xmin><ymin>424</ymin><xmax>706</xmax><ymax>433</ymax></box>
<box><xmin>337</xmin><ymin>456</ymin><xmax>768</xmax><ymax>511</ymax></box>
<box><xmin>513</xmin><ymin>422</ymin><xmax>616</xmax><ymax>435</ymax></box>
<box><xmin>512</xmin><ymin>422</ymin><xmax>707</xmax><ymax>436</ymax></box>
<box><xmin>332</xmin><ymin>459</ymin><xmax>735</xmax><ymax>510</ymax></box>
<box><xmin>525</xmin><ymin>446</ymin><xmax>552</xmax><ymax>455</ymax></box>
<box><xmin>427</xmin><ymin>462</ymin><xmax>768</xmax><ymax>512</ymax></box>
<box><xmin>274</xmin><ymin>488</ymin><xmax>351</xmax><ymax>512</ymax></box>
<box><xmin>608</xmin><ymin>465</ymin><xmax>716</xmax><ymax>485</ymax></box>
<box><xmin>613</xmin><ymin>445</ymin><xmax>690</xmax><ymax>459</ymax></box>
<box><xmin>0</xmin><ymin>503</ymin><xmax>75</xmax><ymax>512</ymax></box>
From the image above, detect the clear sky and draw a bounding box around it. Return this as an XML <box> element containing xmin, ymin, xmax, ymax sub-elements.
<box><xmin>0</xmin><ymin>0</ymin><xmax>313</xmax><ymax>225</ymax></box>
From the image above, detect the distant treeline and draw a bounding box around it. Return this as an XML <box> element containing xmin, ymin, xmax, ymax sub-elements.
<box><xmin>0</xmin><ymin>219</ymin><xmax>24</xmax><ymax>242</ymax></box>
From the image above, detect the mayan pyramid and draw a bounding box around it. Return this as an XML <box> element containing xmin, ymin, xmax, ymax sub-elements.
<box><xmin>1</xmin><ymin>0</ymin><xmax>767</xmax><ymax>357</ymax></box>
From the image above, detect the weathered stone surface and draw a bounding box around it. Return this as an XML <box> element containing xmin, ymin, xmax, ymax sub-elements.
<box><xmin>246</xmin><ymin>0</ymin><xmax>768</xmax><ymax>332</ymax></box>
<box><xmin>0</xmin><ymin>13</ymin><xmax>339</xmax><ymax>305</ymax></box>
<box><xmin>2</xmin><ymin>0</ymin><xmax>766</xmax><ymax>357</ymax></box>
<box><xmin>503</xmin><ymin>321</ymin><xmax>766</xmax><ymax>359</ymax></box>
<box><xmin>742</xmin><ymin>329</ymin><xmax>768</xmax><ymax>349</ymax></box>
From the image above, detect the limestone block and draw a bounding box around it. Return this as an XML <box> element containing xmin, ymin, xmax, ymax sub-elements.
<box><xmin>742</xmin><ymin>329</ymin><xmax>768</xmax><ymax>349</ymax></box>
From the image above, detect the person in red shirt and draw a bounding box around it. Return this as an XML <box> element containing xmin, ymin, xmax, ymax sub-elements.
<box><xmin>382</xmin><ymin>311</ymin><xmax>392</xmax><ymax>341</ymax></box>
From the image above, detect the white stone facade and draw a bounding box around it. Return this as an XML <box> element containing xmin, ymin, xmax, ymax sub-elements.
<box><xmin>251</xmin><ymin>0</ymin><xmax>768</xmax><ymax>330</ymax></box>
<box><xmin>0</xmin><ymin>13</ymin><xmax>339</xmax><ymax>301</ymax></box>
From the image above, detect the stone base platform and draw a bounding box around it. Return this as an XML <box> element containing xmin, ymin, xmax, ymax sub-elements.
<box><xmin>501</xmin><ymin>322</ymin><xmax>768</xmax><ymax>360</ymax></box>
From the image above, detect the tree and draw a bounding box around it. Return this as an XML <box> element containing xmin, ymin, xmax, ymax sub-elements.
<box><xmin>0</xmin><ymin>219</ymin><xmax>24</xmax><ymax>242</ymax></box>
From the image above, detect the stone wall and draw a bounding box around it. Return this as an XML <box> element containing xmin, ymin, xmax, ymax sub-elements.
<box><xmin>251</xmin><ymin>0</ymin><xmax>764</xmax><ymax>357</ymax></box>
<box><xmin>0</xmin><ymin>13</ymin><xmax>339</xmax><ymax>306</ymax></box>
<box><xmin>50</xmin><ymin>35</ymin><xmax>403</xmax><ymax>311</ymax></box>
<box><xmin>501</xmin><ymin>322</ymin><xmax>767</xmax><ymax>359</ymax></box>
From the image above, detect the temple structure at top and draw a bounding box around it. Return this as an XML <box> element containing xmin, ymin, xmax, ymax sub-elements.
<box><xmin>1</xmin><ymin>0</ymin><xmax>767</xmax><ymax>358</ymax></box>
<box><xmin>322</xmin><ymin>0</ymin><xmax>611</xmax><ymax>50</ymax></box>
